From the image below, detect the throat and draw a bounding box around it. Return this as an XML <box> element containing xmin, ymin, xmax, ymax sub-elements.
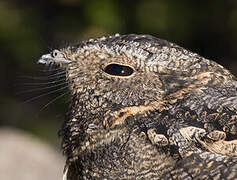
<box><xmin>60</xmin><ymin>93</ymin><xmax>123</xmax><ymax>157</ymax></box>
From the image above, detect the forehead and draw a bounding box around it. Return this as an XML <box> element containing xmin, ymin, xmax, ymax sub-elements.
<box><xmin>65</xmin><ymin>34</ymin><xmax>201</xmax><ymax>71</ymax></box>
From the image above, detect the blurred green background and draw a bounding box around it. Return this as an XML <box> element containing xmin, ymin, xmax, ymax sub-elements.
<box><xmin>2</xmin><ymin>0</ymin><xmax>237</xmax><ymax>148</ymax></box>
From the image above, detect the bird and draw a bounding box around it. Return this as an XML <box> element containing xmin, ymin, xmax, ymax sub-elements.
<box><xmin>38</xmin><ymin>34</ymin><xmax>237</xmax><ymax>179</ymax></box>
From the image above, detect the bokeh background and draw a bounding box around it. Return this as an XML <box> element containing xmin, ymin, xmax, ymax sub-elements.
<box><xmin>1</xmin><ymin>0</ymin><xmax>237</xmax><ymax>179</ymax></box>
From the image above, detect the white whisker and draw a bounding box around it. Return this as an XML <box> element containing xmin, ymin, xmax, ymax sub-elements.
<box><xmin>17</xmin><ymin>81</ymin><xmax>68</xmax><ymax>94</ymax></box>
<box><xmin>22</xmin><ymin>86</ymin><xmax>68</xmax><ymax>104</ymax></box>
<box><xmin>39</xmin><ymin>91</ymin><xmax>69</xmax><ymax>112</ymax></box>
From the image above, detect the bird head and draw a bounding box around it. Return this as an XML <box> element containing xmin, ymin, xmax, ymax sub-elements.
<box><xmin>38</xmin><ymin>34</ymin><xmax>213</xmax><ymax>111</ymax></box>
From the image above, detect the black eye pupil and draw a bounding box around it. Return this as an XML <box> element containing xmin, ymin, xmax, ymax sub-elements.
<box><xmin>112</xmin><ymin>64</ymin><xmax>123</xmax><ymax>74</ymax></box>
<box><xmin>104</xmin><ymin>64</ymin><xmax>134</xmax><ymax>76</ymax></box>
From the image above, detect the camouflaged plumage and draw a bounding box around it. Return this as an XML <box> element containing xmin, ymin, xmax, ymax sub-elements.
<box><xmin>38</xmin><ymin>34</ymin><xmax>237</xmax><ymax>180</ymax></box>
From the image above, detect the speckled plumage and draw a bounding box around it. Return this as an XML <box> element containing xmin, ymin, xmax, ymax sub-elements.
<box><xmin>38</xmin><ymin>34</ymin><xmax>237</xmax><ymax>179</ymax></box>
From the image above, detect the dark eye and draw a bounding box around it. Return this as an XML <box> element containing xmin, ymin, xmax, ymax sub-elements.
<box><xmin>104</xmin><ymin>64</ymin><xmax>134</xmax><ymax>76</ymax></box>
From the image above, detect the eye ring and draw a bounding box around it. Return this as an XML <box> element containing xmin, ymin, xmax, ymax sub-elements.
<box><xmin>104</xmin><ymin>63</ymin><xmax>134</xmax><ymax>77</ymax></box>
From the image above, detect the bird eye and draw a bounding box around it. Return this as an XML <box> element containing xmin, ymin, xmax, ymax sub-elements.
<box><xmin>104</xmin><ymin>63</ymin><xmax>134</xmax><ymax>76</ymax></box>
